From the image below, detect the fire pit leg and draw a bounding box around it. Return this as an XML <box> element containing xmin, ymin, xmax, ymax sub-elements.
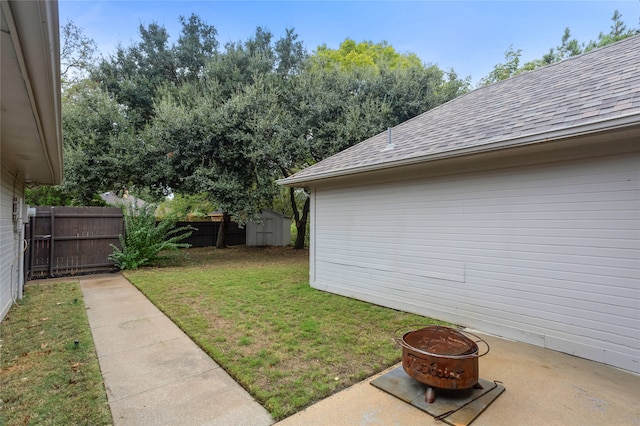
<box><xmin>473</xmin><ymin>382</ymin><xmax>484</xmax><ymax>390</ymax></box>
<box><xmin>425</xmin><ymin>387</ymin><xmax>436</xmax><ymax>403</ymax></box>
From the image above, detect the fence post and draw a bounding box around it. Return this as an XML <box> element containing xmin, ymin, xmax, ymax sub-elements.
<box><xmin>28</xmin><ymin>215</ymin><xmax>34</xmax><ymax>279</ymax></box>
<box><xmin>49</xmin><ymin>207</ymin><xmax>55</xmax><ymax>277</ymax></box>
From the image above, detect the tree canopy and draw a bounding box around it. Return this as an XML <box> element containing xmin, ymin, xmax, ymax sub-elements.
<box><xmin>312</xmin><ymin>39</ymin><xmax>423</xmax><ymax>70</ymax></box>
<box><xmin>61</xmin><ymin>80</ymin><xmax>140</xmax><ymax>205</ymax></box>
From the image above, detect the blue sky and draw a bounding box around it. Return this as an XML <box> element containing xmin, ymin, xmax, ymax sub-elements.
<box><xmin>59</xmin><ymin>1</ymin><xmax>639</xmax><ymax>85</ymax></box>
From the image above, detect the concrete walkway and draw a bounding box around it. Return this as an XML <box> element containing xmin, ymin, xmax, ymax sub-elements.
<box><xmin>79</xmin><ymin>274</ymin><xmax>273</xmax><ymax>426</ymax></box>
<box><xmin>66</xmin><ymin>273</ymin><xmax>639</xmax><ymax>426</ymax></box>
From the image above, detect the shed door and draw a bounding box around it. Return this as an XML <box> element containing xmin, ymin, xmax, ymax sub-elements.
<box><xmin>312</xmin><ymin>152</ymin><xmax>640</xmax><ymax>373</ymax></box>
<box><xmin>256</xmin><ymin>218</ymin><xmax>274</xmax><ymax>246</ymax></box>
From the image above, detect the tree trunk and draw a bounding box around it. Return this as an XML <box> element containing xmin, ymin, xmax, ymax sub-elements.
<box><xmin>215</xmin><ymin>212</ymin><xmax>230</xmax><ymax>248</ymax></box>
<box><xmin>293</xmin><ymin>193</ymin><xmax>310</xmax><ymax>250</ymax></box>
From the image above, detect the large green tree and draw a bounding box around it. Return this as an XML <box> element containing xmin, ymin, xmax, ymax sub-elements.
<box><xmin>143</xmin><ymin>27</ymin><xmax>302</xmax><ymax>247</ymax></box>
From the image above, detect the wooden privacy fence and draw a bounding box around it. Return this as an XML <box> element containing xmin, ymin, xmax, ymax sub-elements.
<box><xmin>24</xmin><ymin>207</ymin><xmax>249</xmax><ymax>278</ymax></box>
<box><xmin>178</xmin><ymin>221</ymin><xmax>246</xmax><ymax>247</ymax></box>
<box><xmin>26</xmin><ymin>206</ymin><xmax>123</xmax><ymax>278</ymax></box>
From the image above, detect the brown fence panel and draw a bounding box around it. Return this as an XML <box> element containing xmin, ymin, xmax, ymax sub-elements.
<box><xmin>177</xmin><ymin>221</ymin><xmax>246</xmax><ymax>247</ymax></box>
<box><xmin>27</xmin><ymin>206</ymin><xmax>123</xmax><ymax>278</ymax></box>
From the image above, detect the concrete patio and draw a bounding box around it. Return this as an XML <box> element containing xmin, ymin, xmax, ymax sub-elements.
<box><xmin>278</xmin><ymin>332</ymin><xmax>640</xmax><ymax>426</ymax></box>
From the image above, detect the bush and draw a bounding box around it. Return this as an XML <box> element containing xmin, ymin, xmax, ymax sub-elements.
<box><xmin>109</xmin><ymin>203</ymin><xmax>194</xmax><ymax>269</ymax></box>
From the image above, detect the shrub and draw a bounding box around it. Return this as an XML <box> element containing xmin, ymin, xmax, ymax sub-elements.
<box><xmin>109</xmin><ymin>203</ymin><xmax>194</xmax><ymax>269</ymax></box>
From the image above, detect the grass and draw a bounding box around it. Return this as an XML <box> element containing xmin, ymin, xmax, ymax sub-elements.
<box><xmin>124</xmin><ymin>246</ymin><xmax>446</xmax><ymax>420</ymax></box>
<box><xmin>0</xmin><ymin>281</ymin><xmax>112</xmax><ymax>426</ymax></box>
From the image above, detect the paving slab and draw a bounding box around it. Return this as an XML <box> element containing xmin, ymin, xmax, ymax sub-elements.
<box><xmin>88</xmin><ymin>315</ymin><xmax>186</xmax><ymax>357</ymax></box>
<box><xmin>98</xmin><ymin>337</ymin><xmax>216</xmax><ymax>399</ymax></box>
<box><xmin>109</xmin><ymin>368</ymin><xmax>271</xmax><ymax>426</ymax></box>
<box><xmin>76</xmin><ymin>273</ymin><xmax>273</xmax><ymax>426</ymax></box>
<box><xmin>81</xmin><ymin>279</ymin><xmax>163</xmax><ymax>327</ymax></box>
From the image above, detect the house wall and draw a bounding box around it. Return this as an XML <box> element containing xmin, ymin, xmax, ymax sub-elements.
<box><xmin>0</xmin><ymin>167</ymin><xmax>25</xmax><ymax>321</ymax></box>
<box><xmin>310</xmin><ymin>150</ymin><xmax>639</xmax><ymax>373</ymax></box>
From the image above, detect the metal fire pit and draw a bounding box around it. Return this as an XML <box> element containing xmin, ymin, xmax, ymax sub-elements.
<box><xmin>395</xmin><ymin>325</ymin><xmax>489</xmax><ymax>403</ymax></box>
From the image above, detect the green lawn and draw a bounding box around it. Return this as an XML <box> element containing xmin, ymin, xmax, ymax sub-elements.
<box><xmin>125</xmin><ymin>246</ymin><xmax>445</xmax><ymax>420</ymax></box>
<box><xmin>0</xmin><ymin>281</ymin><xmax>112</xmax><ymax>426</ymax></box>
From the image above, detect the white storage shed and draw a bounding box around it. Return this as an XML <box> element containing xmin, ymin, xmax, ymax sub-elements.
<box><xmin>245</xmin><ymin>210</ymin><xmax>291</xmax><ymax>247</ymax></box>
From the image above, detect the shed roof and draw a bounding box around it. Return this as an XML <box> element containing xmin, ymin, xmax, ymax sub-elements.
<box><xmin>280</xmin><ymin>35</ymin><xmax>640</xmax><ymax>186</ymax></box>
<box><xmin>260</xmin><ymin>209</ymin><xmax>291</xmax><ymax>220</ymax></box>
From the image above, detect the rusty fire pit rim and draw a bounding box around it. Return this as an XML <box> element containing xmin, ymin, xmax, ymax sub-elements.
<box><xmin>394</xmin><ymin>325</ymin><xmax>490</xmax><ymax>360</ymax></box>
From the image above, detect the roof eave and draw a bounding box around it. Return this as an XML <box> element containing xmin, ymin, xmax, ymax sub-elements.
<box><xmin>1</xmin><ymin>0</ymin><xmax>63</xmax><ymax>185</ymax></box>
<box><xmin>278</xmin><ymin>113</ymin><xmax>640</xmax><ymax>187</ymax></box>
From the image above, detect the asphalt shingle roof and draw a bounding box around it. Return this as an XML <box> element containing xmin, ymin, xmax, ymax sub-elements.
<box><xmin>281</xmin><ymin>35</ymin><xmax>640</xmax><ymax>185</ymax></box>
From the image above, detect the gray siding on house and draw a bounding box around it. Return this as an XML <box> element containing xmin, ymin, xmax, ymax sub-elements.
<box><xmin>310</xmin><ymin>152</ymin><xmax>640</xmax><ymax>373</ymax></box>
<box><xmin>0</xmin><ymin>167</ymin><xmax>24</xmax><ymax>320</ymax></box>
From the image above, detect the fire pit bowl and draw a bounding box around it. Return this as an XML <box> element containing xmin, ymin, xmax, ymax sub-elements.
<box><xmin>395</xmin><ymin>325</ymin><xmax>489</xmax><ymax>401</ymax></box>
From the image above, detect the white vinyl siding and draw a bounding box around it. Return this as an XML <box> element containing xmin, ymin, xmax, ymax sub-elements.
<box><xmin>0</xmin><ymin>167</ymin><xmax>24</xmax><ymax>321</ymax></box>
<box><xmin>311</xmin><ymin>152</ymin><xmax>640</xmax><ymax>373</ymax></box>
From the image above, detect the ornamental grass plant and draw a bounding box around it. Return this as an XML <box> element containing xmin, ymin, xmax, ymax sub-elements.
<box><xmin>109</xmin><ymin>203</ymin><xmax>194</xmax><ymax>270</ymax></box>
